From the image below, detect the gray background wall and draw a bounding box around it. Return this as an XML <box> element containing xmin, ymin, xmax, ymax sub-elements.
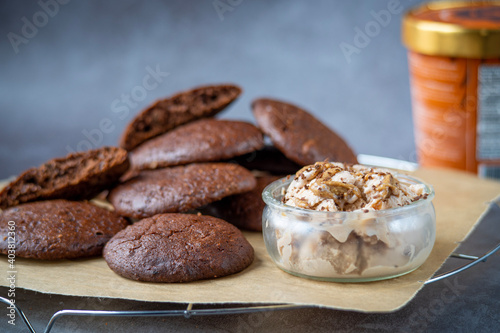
<box><xmin>0</xmin><ymin>0</ymin><xmax>428</xmax><ymax>179</ymax></box>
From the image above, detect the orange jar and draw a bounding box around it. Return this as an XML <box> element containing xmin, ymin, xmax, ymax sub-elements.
<box><xmin>402</xmin><ymin>1</ymin><xmax>500</xmax><ymax>178</ymax></box>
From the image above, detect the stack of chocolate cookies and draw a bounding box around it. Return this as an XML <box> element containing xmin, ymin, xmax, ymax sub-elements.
<box><xmin>0</xmin><ymin>83</ymin><xmax>357</xmax><ymax>283</ymax></box>
<box><xmin>0</xmin><ymin>147</ymin><xmax>130</xmax><ymax>260</ymax></box>
<box><xmin>103</xmin><ymin>84</ymin><xmax>259</xmax><ymax>282</ymax></box>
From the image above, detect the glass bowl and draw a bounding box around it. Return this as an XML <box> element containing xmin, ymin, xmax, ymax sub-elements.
<box><xmin>262</xmin><ymin>174</ymin><xmax>435</xmax><ymax>282</ymax></box>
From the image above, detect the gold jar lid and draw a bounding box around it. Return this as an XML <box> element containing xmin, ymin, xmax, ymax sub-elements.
<box><xmin>402</xmin><ymin>1</ymin><xmax>500</xmax><ymax>58</ymax></box>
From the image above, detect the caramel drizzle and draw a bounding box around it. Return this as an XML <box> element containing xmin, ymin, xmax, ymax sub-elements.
<box><xmin>286</xmin><ymin>162</ymin><xmax>424</xmax><ymax>212</ymax></box>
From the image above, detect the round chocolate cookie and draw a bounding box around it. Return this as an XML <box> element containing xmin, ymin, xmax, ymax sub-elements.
<box><xmin>0</xmin><ymin>146</ymin><xmax>130</xmax><ymax>209</ymax></box>
<box><xmin>228</xmin><ymin>145</ymin><xmax>301</xmax><ymax>175</ymax></box>
<box><xmin>251</xmin><ymin>98</ymin><xmax>358</xmax><ymax>165</ymax></box>
<box><xmin>201</xmin><ymin>175</ymin><xmax>281</xmax><ymax>231</ymax></box>
<box><xmin>103</xmin><ymin>213</ymin><xmax>254</xmax><ymax>282</ymax></box>
<box><xmin>0</xmin><ymin>200</ymin><xmax>129</xmax><ymax>260</ymax></box>
<box><xmin>108</xmin><ymin>163</ymin><xmax>256</xmax><ymax>219</ymax></box>
<box><xmin>130</xmin><ymin>119</ymin><xmax>264</xmax><ymax>170</ymax></box>
<box><xmin>120</xmin><ymin>84</ymin><xmax>242</xmax><ymax>151</ymax></box>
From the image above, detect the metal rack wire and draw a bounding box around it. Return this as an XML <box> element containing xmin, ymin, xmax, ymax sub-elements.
<box><xmin>2</xmin><ymin>242</ymin><xmax>499</xmax><ymax>333</ymax></box>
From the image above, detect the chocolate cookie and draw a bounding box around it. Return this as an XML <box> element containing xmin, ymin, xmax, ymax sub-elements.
<box><xmin>103</xmin><ymin>213</ymin><xmax>254</xmax><ymax>282</ymax></box>
<box><xmin>252</xmin><ymin>98</ymin><xmax>358</xmax><ymax>165</ymax></box>
<box><xmin>201</xmin><ymin>175</ymin><xmax>281</xmax><ymax>231</ymax></box>
<box><xmin>108</xmin><ymin>163</ymin><xmax>256</xmax><ymax>219</ymax></box>
<box><xmin>120</xmin><ymin>84</ymin><xmax>242</xmax><ymax>151</ymax></box>
<box><xmin>0</xmin><ymin>146</ymin><xmax>130</xmax><ymax>209</ymax></box>
<box><xmin>0</xmin><ymin>200</ymin><xmax>128</xmax><ymax>260</ymax></box>
<box><xmin>130</xmin><ymin>119</ymin><xmax>264</xmax><ymax>170</ymax></box>
<box><xmin>228</xmin><ymin>145</ymin><xmax>302</xmax><ymax>175</ymax></box>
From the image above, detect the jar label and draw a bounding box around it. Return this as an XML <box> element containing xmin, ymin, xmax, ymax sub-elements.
<box><xmin>408</xmin><ymin>52</ymin><xmax>500</xmax><ymax>178</ymax></box>
<box><xmin>477</xmin><ymin>65</ymin><xmax>500</xmax><ymax>160</ymax></box>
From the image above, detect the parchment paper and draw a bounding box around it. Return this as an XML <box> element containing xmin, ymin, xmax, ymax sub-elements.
<box><xmin>1</xmin><ymin>168</ymin><xmax>499</xmax><ymax>313</ymax></box>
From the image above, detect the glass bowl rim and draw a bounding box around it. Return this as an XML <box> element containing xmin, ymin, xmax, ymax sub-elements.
<box><xmin>262</xmin><ymin>173</ymin><xmax>435</xmax><ymax>218</ymax></box>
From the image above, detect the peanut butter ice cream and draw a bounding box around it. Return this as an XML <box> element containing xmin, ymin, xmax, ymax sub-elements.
<box><xmin>283</xmin><ymin>162</ymin><xmax>427</xmax><ymax>212</ymax></box>
<box><xmin>263</xmin><ymin>162</ymin><xmax>435</xmax><ymax>280</ymax></box>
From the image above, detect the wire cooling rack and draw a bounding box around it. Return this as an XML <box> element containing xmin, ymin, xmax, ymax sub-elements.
<box><xmin>1</xmin><ymin>242</ymin><xmax>499</xmax><ymax>333</ymax></box>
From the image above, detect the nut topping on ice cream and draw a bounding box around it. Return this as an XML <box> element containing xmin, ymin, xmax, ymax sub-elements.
<box><xmin>283</xmin><ymin>162</ymin><xmax>427</xmax><ymax>212</ymax></box>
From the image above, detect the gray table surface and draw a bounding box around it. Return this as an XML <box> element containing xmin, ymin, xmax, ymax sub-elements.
<box><xmin>1</xmin><ymin>1</ymin><xmax>499</xmax><ymax>332</ymax></box>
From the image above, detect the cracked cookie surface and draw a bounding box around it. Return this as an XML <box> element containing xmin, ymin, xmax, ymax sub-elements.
<box><xmin>108</xmin><ymin>162</ymin><xmax>256</xmax><ymax>219</ymax></box>
<box><xmin>0</xmin><ymin>200</ymin><xmax>128</xmax><ymax>259</ymax></box>
<box><xmin>130</xmin><ymin>119</ymin><xmax>264</xmax><ymax>170</ymax></box>
<box><xmin>103</xmin><ymin>213</ymin><xmax>254</xmax><ymax>282</ymax></box>
<box><xmin>252</xmin><ymin>98</ymin><xmax>358</xmax><ymax>165</ymax></box>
